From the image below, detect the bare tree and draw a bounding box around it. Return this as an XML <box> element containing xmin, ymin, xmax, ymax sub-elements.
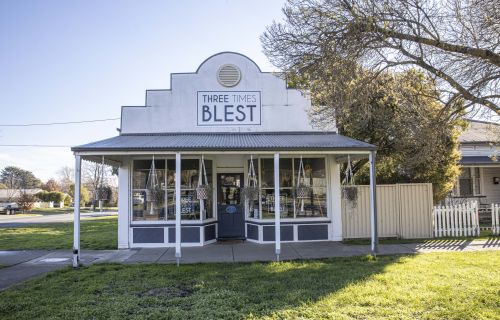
<box><xmin>82</xmin><ymin>160</ymin><xmax>113</xmax><ymax>210</ymax></box>
<box><xmin>262</xmin><ymin>0</ymin><xmax>500</xmax><ymax>116</ymax></box>
<box><xmin>57</xmin><ymin>166</ymin><xmax>74</xmax><ymax>193</ymax></box>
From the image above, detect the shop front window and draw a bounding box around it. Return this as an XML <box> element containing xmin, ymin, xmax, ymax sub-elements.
<box><xmin>257</xmin><ymin>157</ymin><xmax>327</xmax><ymax>219</ymax></box>
<box><xmin>165</xmin><ymin>158</ymin><xmax>213</xmax><ymax>220</ymax></box>
<box><xmin>132</xmin><ymin>159</ymin><xmax>165</xmax><ymax>221</ymax></box>
<box><xmin>132</xmin><ymin>158</ymin><xmax>213</xmax><ymax>222</ymax></box>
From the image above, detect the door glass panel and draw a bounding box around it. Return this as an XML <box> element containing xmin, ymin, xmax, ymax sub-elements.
<box><xmin>219</xmin><ymin>174</ymin><xmax>242</xmax><ymax>205</ymax></box>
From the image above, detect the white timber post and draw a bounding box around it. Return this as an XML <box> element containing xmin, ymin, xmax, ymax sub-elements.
<box><xmin>73</xmin><ymin>154</ymin><xmax>82</xmax><ymax>268</ymax></box>
<box><xmin>274</xmin><ymin>153</ymin><xmax>281</xmax><ymax>261</ymax></box>
<box><xmin>175</xmin><ymin>152</ymin><xmax>182</xmax><ymax>265</ymax></box>
<box><xmin>369</xmin><ymin>151</ymin><xmax>378</xmax><ymax>255</ymax></box>
<box><xmin>117</xmin><ymin>159</ymin><xmax>130</xmax><ymax>249</ymax></box>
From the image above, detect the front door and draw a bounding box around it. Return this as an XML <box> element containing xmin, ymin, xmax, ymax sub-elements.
<box><xmin>217</xmin><ymin>173</ymin><xmax>245</xmax><ymax>239</ymax></box>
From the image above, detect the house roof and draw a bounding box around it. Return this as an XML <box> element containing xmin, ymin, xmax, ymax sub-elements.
<box><xmin>459</xmin><ymin>120</ymin><xmax>500</xmax><ymax>144</ymax></box>
<box><xmin>460</xmin><ymin>156</ymin><xmax>500</xmax><ymax>166</ymax></box>
<box><xmin>0</xmin><ymin>188</ymin><xmax>43</xmax><ymax>201</ymax></box>
<box><xmin>72</xmin><ymin>132</ymin><xmax>376</xmax><ymax>152</ymax></box>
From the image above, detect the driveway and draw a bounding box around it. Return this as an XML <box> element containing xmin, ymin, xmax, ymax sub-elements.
<box><xmin>0</xmin><ymin>212</ymin><xmax>117</xmax><ymax>227</ymax></box>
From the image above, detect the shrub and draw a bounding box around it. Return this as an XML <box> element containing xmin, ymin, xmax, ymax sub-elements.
<box><xmin>35</xmin><ymin>191</ymin><xmax>49</xmax><ymax>202</ymax></box>
<box><xmin>49</xmin><ymin>191</ymin><xmax>65</xmax><ymax>203</ymax></box>
<box><xmin>18</xmin><ymin>192</ymin><xmax>37</xmax><ymax>211</ymax></box>
<box><xmin>64</xmin><ymin>194</ymin><xmax>72</xmax><ymax>207</ymax></box>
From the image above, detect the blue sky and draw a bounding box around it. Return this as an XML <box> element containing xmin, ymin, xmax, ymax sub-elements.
<box><xmin>0</xmin><ymin>0</ymin><xmax>285</xmax><ymax>181</ymax></box>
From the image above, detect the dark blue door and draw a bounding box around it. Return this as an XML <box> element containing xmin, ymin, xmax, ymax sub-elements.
<box><xmin>217</xmin><ymin>173</ymin><xmax>245</xmax><ymax>239</ymax></box>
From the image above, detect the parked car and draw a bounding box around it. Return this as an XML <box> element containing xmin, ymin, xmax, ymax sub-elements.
<box><xmin>0</xmin><ymin>202</ymin><xmax>19</xmax><ymax>215</ymax></box>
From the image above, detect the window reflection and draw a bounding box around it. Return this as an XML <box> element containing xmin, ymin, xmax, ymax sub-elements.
<box><xmin>256</xmin><ymin>157</ymin><xmax>327</xmax><ymax>219</ymax></box>
<box><xmin>132</xmin><ymin>158</ymin><xmax>213</xmax><ymax>221</ymax></box>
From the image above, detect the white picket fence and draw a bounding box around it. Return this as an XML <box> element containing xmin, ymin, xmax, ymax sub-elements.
<box><xmin>433</xmin><ymin>201</ymin><xmax>480</xmax><ymax>237</ymax></box>
<box><xmin>492</xmin><ymin>204</ymin><xmax>500</xmax><ymax>236</ymax></box>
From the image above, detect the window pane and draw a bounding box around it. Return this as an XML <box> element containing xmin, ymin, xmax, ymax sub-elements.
<box><xmin>132</xmin><ymin>189</ymin><xmax>165</xmax><ymax>221</ymax></box>
<box><xmin>280</xmin><ymin>158</ymin><xmax>293</xmax><ymax>188</ymax></box>
<box><xmin>260</xmin><ymin>188</ymin><xmax>294</xmax><ymax>219</ymax></box>
<box><xmin>132</xmin><ymin>159</ymin><xmax>166</xmax><ymax>221</ymax></box>
<box><xmin>474</xmin><ymin>167</ymin><xmax>480</xmax><ymax>177</ymax></box>
<box><xmin>261</xmin><ymin>158</ymin><xmax>274</xmax><ymax>188</ymax></box>
<box><xmin>295</xmin><ymin>187</ymin><xmax>327</xmax><ymax>218</ymax></box>
<box><xmin>167</xmin><ymin>159</ymin><xmax>212</xmax><ymax>190</ymax></box>
<box><xmin>166</xmin><ymin>159</ymin><xmax>175</xmax><ymax>189</ymax></box>
<box><xmin>295</xmin><ymin>158</ymin><xmax>326</xmax><ymax>187</ymax></box>
<box><xmin>166</xmin><ymin>190</ymin><xmax>200</xmax><ymax>220</ymax></box>
<box><xmin>246</xmin><ymin>158</ymin><xmax>259</xmax><ymax>186</ymax></box>
<box><xmin>247</xmin><ymin>198</ymin><xmax>260</xmax><ymax>219</ymax></box>
<box><xmin>203</xmin><ymin>198</ymin><xmax>214</xmax><ymax>219</ymax></box>
<box><xmin>132</xmin><ymin>190</ymin><xmax>147</xmax><ymax>220</ymax></box>
<box><xmin>165</xmin><ymin>159</ymin><xmax>212</xmax><ymax>221</ymax></box>
<box><xmin>182</xmin><ymin>159</ymin><xmax>198</xmax><ymax>189</ymax></box>
<box><xmin>459</xmin><ymin>179</ymin><xmax>473</xmax><ymax>196</ymax></box>
<box><xmin>260</xmin><ymin>158</ymin><xmax>293</xmax><ymax>188</ymax></box>
<box><xmin>133</xmin><ymin>159</ymin><xmax>165</xmax><ymax>189</ymax></box>
<box><xmin>460</xmin><ymin>168</ymin><xmax>471</xmax><ymax>178</ymax></box>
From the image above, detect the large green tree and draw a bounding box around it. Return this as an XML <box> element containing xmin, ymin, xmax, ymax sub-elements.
<box><xmin>286</xmin><ymin>59</ymin><xmax>464</xmax><ymax>200</ymax></box>
<box><xmin>0</xmin><ymin>166</ymin><xmax>42</xmax><ymax>189</ymax></box>
<box><xmin>69</xmin><ymin>184</ymin><xmax>91</xmax><ymax>206</ymax></box>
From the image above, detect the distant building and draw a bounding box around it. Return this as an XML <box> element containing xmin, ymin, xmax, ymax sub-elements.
<box><xmin>449</xmin><ymin>120</ymin><xmax>500</xmax><ymax>205</ymax></box>
<box><xmin>0</xmin><ymin>188</ymin><xmax>42</xmax><ymax>203</ymax></box>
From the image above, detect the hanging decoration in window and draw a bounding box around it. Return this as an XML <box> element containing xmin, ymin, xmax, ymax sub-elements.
<box><xmin>295</xmin><ymin>156</ymin><xmax>312</xmax><ymax>199</ymax></box>
<box><xmin>295</xmin><ymin>156</ymin><xmax>312</xmax><ymax>214</ymax></box>
<box><xmin>97</xmin><ymin>156</ymin><xmax>108</xmax><ymax>201</ymax></box>
<box><xmin>242</xmin><ymin>155</ymin><xmax>259</xmax><ymax>201</ymax></box>
<box><xmin>196</xmin><ymin>155</ymin><xmax>211</xmax><ymax>200</ymax></box>
<box><xmin>342</xmin><ymin>155</ymin><xmax>358</xmax><ymax>207</ymax></box>
<box><xmin>145</xmin><ymin>155</ymin><xmax>164</xmax><ymax>214</ymax></box>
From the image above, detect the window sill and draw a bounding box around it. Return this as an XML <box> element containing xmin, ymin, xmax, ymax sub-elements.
<box><xmin>246</xmin><ymin>217</ymin><xmax>330</xmax><ymax>223</ymax></box>
<box><xmin>131</xmin><ymin>218</ymin><xmax>217</xmax><ymax>226</ymax></box>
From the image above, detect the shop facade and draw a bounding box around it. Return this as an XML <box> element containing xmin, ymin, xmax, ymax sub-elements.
<box><xmin>71</xmin><ymin>52</ymin><xmax>378</xmax><ymax>265</ymax></box>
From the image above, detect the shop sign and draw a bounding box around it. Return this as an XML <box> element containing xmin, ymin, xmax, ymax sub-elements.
<box><xmin>197</xmin><ymin>91</ymin><xmax>261</xmax><ymax>126</ymax></box>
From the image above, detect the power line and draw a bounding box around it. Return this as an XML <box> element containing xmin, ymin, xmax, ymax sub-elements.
<box><xmin>0</xmin><ymin>118</ymin><xmax>120</xmax><ymax>127</ymax></box>
<box><xmin>0</xmin><ymin>144</ymin><xmax>72</xmax><ymax>148</ymax></box>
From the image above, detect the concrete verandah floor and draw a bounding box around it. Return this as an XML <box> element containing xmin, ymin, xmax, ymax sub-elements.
<box><xmin>1</xmin><ymin>239</ymin><xmax>499</xmax><ymax>291</ymax></box>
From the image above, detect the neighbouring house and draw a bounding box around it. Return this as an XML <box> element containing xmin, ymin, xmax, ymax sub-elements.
<box><xmin>0</xmin><ymin>188</ymin><xmax>42</xmax><ymax>203</ymax></box>
<box><xmin>0</xmin><ymin>188</ymin><xmax>65</xmax><ymax>209</ymax></box>
<box><xmin>448</xmin><ymin>120</ymin><xmax>500</xmax><ymax>208</ymax></box>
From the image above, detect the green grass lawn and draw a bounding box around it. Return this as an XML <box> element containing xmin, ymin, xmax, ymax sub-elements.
<box><xmin>0</xmin><ymin>216</ymin><xmax>117</xmax><ymax>250</ymax></box>
<box><xmin>0</xmin><ymin>251</ymin><xmax>498</xmax><ymax>319</ymax></box>
<box><xmin>24</xmin><ymin>207</ymin><xmax>118</xmax><ymax>215</ymax></box>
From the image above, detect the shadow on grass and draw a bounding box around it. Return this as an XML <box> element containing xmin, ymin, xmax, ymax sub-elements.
<box><xmin>1</xmin><ymin>251</ymin><xmax>499</xmax><ymax>319</ymax></box>
<box><xmin>0</xmin><ymin>255</ymin><xmax>396</xmax><ymax>319</ymax></box>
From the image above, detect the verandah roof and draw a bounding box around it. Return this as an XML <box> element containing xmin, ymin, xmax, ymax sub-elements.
<box><xmin>71</xmin><ymin>132</ymin><xmax>376</xmax><ymax>152</ymax></box>
<box><xmin>460</xmin><ymin>156</ymin><xmax>500</xmax><ymax>166</ymax></box>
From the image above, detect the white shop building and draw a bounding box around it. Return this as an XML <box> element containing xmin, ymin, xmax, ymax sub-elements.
<box><xmin>71</xmin><ymin>52</ymin><xmax>378</xmax><ymax>264</ymax></box>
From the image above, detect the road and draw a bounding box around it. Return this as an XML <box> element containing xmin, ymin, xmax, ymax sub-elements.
<box><xmin>0</xmin><ymin>211</ymin><xmax>117</xmax><ymax>227</ymax></box>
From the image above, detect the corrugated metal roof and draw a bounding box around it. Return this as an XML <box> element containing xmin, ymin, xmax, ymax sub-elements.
<box><xmin>459</xmin><ymin>120</ymin><xmax>500</xmax><ymax>143</ymax></box>
<box><xmin>72</xmin><ymin>132</ymin><xmax>376</xmax><ymax>152</ymax></box>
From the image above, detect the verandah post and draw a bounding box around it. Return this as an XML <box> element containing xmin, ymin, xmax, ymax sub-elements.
<box><xmin>369</xmin><ymin>151</ymin><xmax>378</xmax><ymax>254</ymax></box>
<box><xmin>73</xmin><ymin>154</ymin><xmax>82</xmax><ymax>268</ymax></box>
<box><xmin>274</xmin><ymin>153</ymin><xmax>281</xmax><ymax>261</ymax></box>
<box><xmin>175</xmin><ymin>153</ymin><xmax>182</xmax><ymax>265</ymax></box>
